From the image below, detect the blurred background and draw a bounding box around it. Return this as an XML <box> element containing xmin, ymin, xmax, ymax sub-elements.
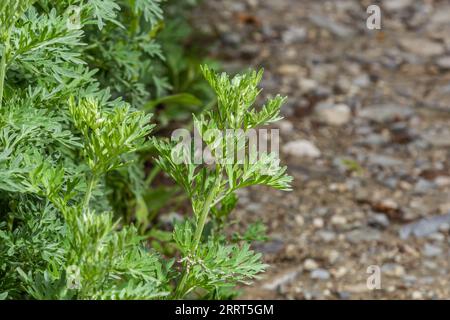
<box><xmin>186</xmin><ymin>0</ymin><xmax>450</xmax><ymax>299</ymax></box>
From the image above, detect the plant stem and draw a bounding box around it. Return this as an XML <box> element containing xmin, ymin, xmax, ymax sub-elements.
<box><xmin>0</xmin><ymin>40</ymin><xmax>9</xmax><ymax>109</ymax></box>
<box><xmin>174</xmin><ymin>175</ymin><xmax>220</xmax><ymax>299</ymax></box>
<box><xmin>145</xmin><ymin>166</ymin><xmax>161</xmax><ymax>186</ymax></box>
<box><xmin>82</xmin><ymin>175</ymin><xmax>97</xmax><ymax>212</ymax></box>
<box><xmin>174</xmin><ymin>264</ymin><xmax>189</xmax><ymax>299</ymax></box>
<box><xmin>192</xmin><ymin>182</ymin><xmax>218</xmax><ymax>252</ymax></box>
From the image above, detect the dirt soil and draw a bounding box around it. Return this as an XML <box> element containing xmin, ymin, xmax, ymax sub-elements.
<box><xmin>192</xmin><ymin>0</ymin><xmax>450</xmax><ymax>299</ymax></box>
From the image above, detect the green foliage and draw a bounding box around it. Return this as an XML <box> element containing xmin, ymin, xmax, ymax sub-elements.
<box><xmin>0</xmin><ymin>0</ymin><xmax>291</xmax><ymax>300</ymax></box>
<box><xmin>0</xmin><ymin>0</ymin><xmax>168</xmax><ymax>300</ymax></box>
<box><xmin>153</xmin><ymin>66</ymin><xmax>292</xmax><ymax>298</ymax></box>
<box><xmin>69</xmin><ymin>97</ymin><xmax>154</xmax><ymax>175</ymax></box>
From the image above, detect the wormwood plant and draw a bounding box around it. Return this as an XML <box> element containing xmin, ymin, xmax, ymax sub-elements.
<box><xmin>154</xmin><ymin>66</ymin><xmax>292</xmax><ymax>299</ymax></box>
<box><xmin>0</xmin><ymin>0</ymin><xmax>170</xmax><ymax>299</ymax></box>
<box><xmin>0</xmin><ymin>0</ymin><xmax>292</xmax><ymax>300</ymax></box>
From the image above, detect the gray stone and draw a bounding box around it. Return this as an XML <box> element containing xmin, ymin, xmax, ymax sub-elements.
<box><xmin>359</xmin><ymin>104</ymin><xmax>415</xmax><ymax>123</ymax></box>
<box><xmin>346</xmin><ymin>228</ymin><xmax>381</xmax><ymax>243</ymax></box>
<box><xmin>222</xmin><ymin>33</ymin><xmax>241</xmax><ymax>46</ymax></box>
<box><xmin>310</xmin><ymin>268</ymin><xmax>330</xmax><ymax>280</ymax></box>
<box><xmin>314</xmin><ymin>85</ymin><xmax>333</xmax><ymax>98</ymax></box>
<box><xmin>428</xmin><ymin>232</ymin><xmax>445</xmax><ymax>242</ymax></box>
<box><xmin>382</xmin><ymin>263</ymin><xmax>405</xmax><ymax>277</ymax></box>
<box><xmin>262</xmin><ymin>269</ymin><xmax>299</xmax><ymax>291</ymax></box>
<box><xmin>368</xmin><ymin>213</ymin><xmax>390</xmax><ymax>229</ymax></box>
<box><xmin>282</xmin><ymin>26</ymin><xmax>307</xmax><ymax>44</ymax></box>
<box><xmin>423</xmin><ymin>132</ymin><xmax>450</xmax><ymax>148</ymax></box>
<box><xmin>240</xmin><ymin>44</ymin><xmax>260</xmax><ymax>59</ymax></box>
<box><xmin>403</xmin><ymin>275</ymin><xmax>417</xmax><ymax>284</ymax></box>
<box><xmin>254</xmin><ymin>239</ymin><xmax>285</xmax><ymax>254</ymax></box>
<box><xmin>278</xmin><ymin>64</ymin><xmax>303</xmax><ymax>75</ymax></box>
<box><xmin>282</xmin><ymin>139</ymin><xmax>321</xmax><ymax>158</ymax></box>
<box><xmin>317</xmin><ymin>230</ymin><xmax>337</xmax><ymax>242</ymax></box>
<box><xmin>277</xmin><ymin>120</ymin><xmax>294</xmax><ymax>134</ymax></box>
<box><xmin>399</xmin><ymin>213</ymin><xmax>450</xmax><ymax>239</ymax></box>
<box><xmin>337</xmin><ymin>291</ymin><xmax>351</xmax><ymax>299</ymax></box>
<box><xmin>246</xmin><ymin>203</ymin><xmax>263</xmax><ymax>213</ymax></box>
<box><xmin>309</xmin><ymin>14</ymin><xmax>355</xmax><ymax>38</ymax></box>
<box><xmin>314</xmin><ymin>102</ymin><xmax>351</xmax><ymax>126</ymax></box>
<box><xmin>439</xmin><ymin>222</ymin><xmax>450</xmax><ymax>232</ymax></box>
<box><xmin>353</xmin><ymin>74</ymin><xmax>371</xmax><ymax>88</ymax></box>
<box><xmin>303</xmin><ymin>290</ymin><xmax>323</xmax><ymax>300</ymax></box>
<box><xmin>303</xmin><ymin>259</ymin><xmax>319</xmax><ymax>271</ymax></box>
<box><xmin>423</xmin><ymin>261</ymin><xmax>438</xmax><ymax>270</ymax></box>
<box><xmin>419</xmin><ymin>276</ymin><xmax>435</xmax><ymax>285</ymax></box>
<box><xmin>436</xmin><ymin>56</ymin><xmax>450</xmax><ymax>70</ymax></box>
<box><xmin>327</xmin><ymin>250</ymin><xmax>340</xmax><ymax>264</ymax></box>
<box><xmin>357</xmin><ymin>134</ymin><xmax>388</xmax><ymax>147</ymax></box>
<box><xmin>261</xmin><ymin>25</ymin><xmax>276</xmax><ymax>38</ymax></box>
<box><xmin>230</xmin><ymin>2</ymin><xmax>246</xmax><ymax>11</ymax></box>
<box><xmin>412</xmin><ymin>291</ymin><xmax>423</xmax><ymax>300</ymax></box>
<box><xmin>298</xmin><ymin>78</ymin><xmax>318</xmax><ymax>94</ymax></box>
<box><xmin>423</xmin><ymin>243</ymin><xmax>443</xmax><ymax>257</ymax></box>
<box><xmin>383</xmin><ymin>0</ymin><xmax>413</xmax><ymax>12</ymax></box>
<box><xmin>383</xmin><ymin>177</ymin><xmax>398</xmax><ymax>189</ymax></box>
<box><xmin>367</xmin><ymin>154</ymin><xmax>403</xmax><ymax>167</ymax></box>
<box><xmin>430</xmin><ymin>8</ymin><xmax>450</xmax><ymax>25</ymax></box>
<box><xmin>414</xmin><ymin>179</ymin><xmax>435</xmax><ymax>194</ymax></box>
<box><xmin>398</xmin><ymin>38</ymin><xmax>444</xmax><ymax>57</ymax></box>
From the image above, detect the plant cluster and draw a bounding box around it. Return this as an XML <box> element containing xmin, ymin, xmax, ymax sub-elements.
<box><xmin>0</xmin><ymin>0</ymin><xmax>292</xmax><ymax>299</ymax></box>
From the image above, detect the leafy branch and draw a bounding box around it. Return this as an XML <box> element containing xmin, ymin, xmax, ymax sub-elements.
<box><xmin>154</xmin><ymin>66</ymin><xmax>292</xmax><ymax>298</ymax></box>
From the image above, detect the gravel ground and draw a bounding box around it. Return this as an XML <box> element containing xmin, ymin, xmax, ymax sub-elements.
<box><xmin>192</xmin><ymin>0</ymin><xmax>450</xmax><ymax>299</ymax></box>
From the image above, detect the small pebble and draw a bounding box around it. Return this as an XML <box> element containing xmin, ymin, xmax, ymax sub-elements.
<box><xmin>303</xmin><ymin>259</ymin><xmax>319</xmax><ymax>271</ymax></box>
<box><xmin>313</xmin><ymin>217</ymin><xmax>325</xmax><ymax>228</ymax></box>
<box><xmin>412</xmin><ymin>291</ymin><xmax>423</xmax><ymax>300</ymax></box>
<box><xmin>310</xmin><ymin>268</ymin><xmax>330</xmax><ymax>280</ymax></box>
